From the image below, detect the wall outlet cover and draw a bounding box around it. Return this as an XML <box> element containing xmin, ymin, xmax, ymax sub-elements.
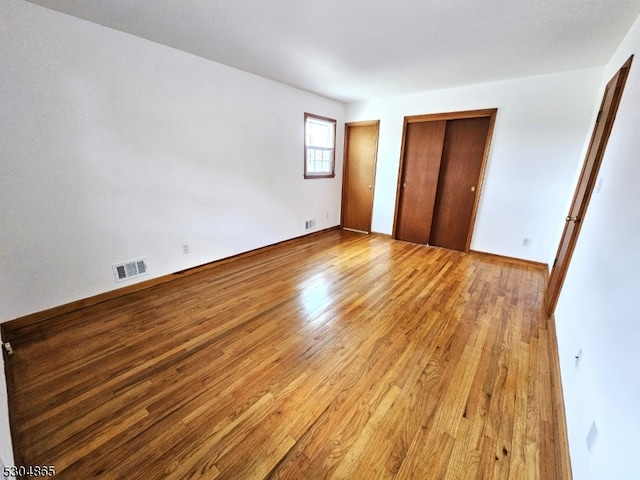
<box><xmin>586</xmin><ymin>421</ymin><xmax>599</xmax><ymax>451</ymax></box>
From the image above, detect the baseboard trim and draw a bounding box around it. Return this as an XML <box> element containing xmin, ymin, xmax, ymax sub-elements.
<box><xmin>370</xmin><ymin>232</ymin><xmax>393</xmax><ymax>239</ymax></box>
<box><xmin>469</xmin><ymin>249</ymin><xmax>548</xmax><ymax>269</ymax></box>
<box><xmin>1</xmin><ymin>227</ymin><xmax>340</xmax><ymax>338</ymax></box>
<box><xmin>547</xmin><ymin>312</ymin><xmax>573</xmax><ymax>480</ymax></box>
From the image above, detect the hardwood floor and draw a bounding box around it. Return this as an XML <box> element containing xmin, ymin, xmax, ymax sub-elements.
<box><xmin>4</xmin><ymin>230</ymin><xmax>561</xmax><ymax>479</ymax></box>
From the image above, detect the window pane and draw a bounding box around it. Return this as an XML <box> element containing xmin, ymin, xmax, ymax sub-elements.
<box><xmin>304</xmin><ymin>113</ymin><xmax>336</xmax><ymax>178</ymax></box>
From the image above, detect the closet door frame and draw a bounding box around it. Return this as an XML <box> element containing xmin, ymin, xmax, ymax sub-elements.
<box><xmin>392</xmin><ymin>108</ymin><xmax>497</xmax><ymax>252</ymax></box>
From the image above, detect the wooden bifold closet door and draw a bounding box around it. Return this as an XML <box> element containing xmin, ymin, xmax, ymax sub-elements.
<box><xmin>394</xmin><ymin>110</ymin><xmax>496</xmax><ymax>252</ymax></box>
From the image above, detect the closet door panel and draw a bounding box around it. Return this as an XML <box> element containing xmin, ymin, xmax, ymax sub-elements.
<box><xmin>429</xmin><ymin>117</ymin><xmax>492</xmax><ymax>251</ymax></box>
<box><xmin>395</xmin><ymin>121</ymin><xmax>446</xmax><ymax>244</ymax></box>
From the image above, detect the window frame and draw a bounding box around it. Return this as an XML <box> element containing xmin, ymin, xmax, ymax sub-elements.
<box><xmin>304</xmin><ymin>112</ymin><xmax>337</xmax><ymax>179</ymax></box>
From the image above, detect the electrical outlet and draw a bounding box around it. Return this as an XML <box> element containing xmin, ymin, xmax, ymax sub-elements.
<box><xmin>522</xmin><ymin>238</ymin><xmax>531</xmax><ymax>247</ymax></box>
<box><xmin>182</xmin><ymin>244</ymin><xmax>190</xmax><ymax>254</ymax></box>
<box><xmin>586</xmin><ymin>421</ymin><xmax>599</xmax><ymax>451</ymax></box>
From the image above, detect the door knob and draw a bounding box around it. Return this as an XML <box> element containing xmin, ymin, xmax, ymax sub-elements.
<box><xmin>403</xmin><ymin>182</ymin><xmax>407</xmax><ymax>188</ymax></box>
<box><xmin>566</xmin><ymin>216</ymin><xmax>580</xmax><ymax>223</ymax></box>
<box><xmin>368</xmin><ymin>185</ymin><xmax>372</xmax><ymax>190</ymax></box>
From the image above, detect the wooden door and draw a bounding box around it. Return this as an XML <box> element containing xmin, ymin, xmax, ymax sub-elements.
<box><xmin>546</xmin><ymin>56</ymin><xmax>633</xmax><ymax>315</ymax></box>
<box><xmin>393</xmin><ymin>109</ymin><xmax>496</xmax><ymax>250</ymax></box>
<box><xmin>395</xmin><ymin>121</ymin><xmax>447</xmax><ymax>243</ymax></box>
<box><xmin>429</xmin><ymin>117</ymin><xmax>492</xmax><ymax>251</ymax></box>
<box><xmin>342</xmin><ymin>121</ymin><xmax>380</xmax><ymax>233</ymax></box>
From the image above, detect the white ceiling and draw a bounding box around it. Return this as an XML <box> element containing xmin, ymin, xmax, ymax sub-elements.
<box><xmin>24</xmin><ymin>0</ymin><xmax>640</xmax><ymax>103</ymax></box>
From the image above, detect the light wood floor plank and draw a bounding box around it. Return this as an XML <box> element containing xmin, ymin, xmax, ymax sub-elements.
<box><xmin>4</xmin><ymin>230</ymin><xmax>561</xmax><ymax>479</ymax></box>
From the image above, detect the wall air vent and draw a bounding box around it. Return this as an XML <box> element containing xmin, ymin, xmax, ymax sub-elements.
<box><xmin>112</xmin><ymin>258</ymin><xmax>148</xmax><ymax>283</ymax></box>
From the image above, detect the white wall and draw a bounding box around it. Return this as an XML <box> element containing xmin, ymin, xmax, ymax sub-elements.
<box><xmin>346</xmin><ymin>68</ymin><xmax>603</xmax><ymax>263</ymax></box>
<box><xmin>554</xmin><ymin>13</ymin><xmax>640</xmax><ymax>480</ymax></box>
<box><xmin>0</xmin><ymin>0</ymin><xmax>344</xmax><ymax>324</ymax></box>
<box><xmin>1</xmin><ymin>0</ymin><xmax>344</xmax><ymax>460</ymax></box>
<box><xmin>0</xmin><ymin>352</ymin><xmax>15</xmax><ymax>476</ymax></box>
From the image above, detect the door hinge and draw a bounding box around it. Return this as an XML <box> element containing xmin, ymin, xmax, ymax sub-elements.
<box><xmin>3</xmin><ymin>342</ymin><xmax>13</xmax><ymax>355</ymax></box>
<box><xmin>552</xmin><ymin>258</ymin><xmax>558</xmax><ymax>269</ymax></box>
<box><xmin>596</xmin><ymin>110</ymin><xmax>602</xmax><ymax>124</ymax></box>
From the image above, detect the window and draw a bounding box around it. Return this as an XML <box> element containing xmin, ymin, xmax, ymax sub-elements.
<box><xmin>304</xmin><ymin>113</ymin><xmax>336</xmax><ymax>178</ymax></box>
